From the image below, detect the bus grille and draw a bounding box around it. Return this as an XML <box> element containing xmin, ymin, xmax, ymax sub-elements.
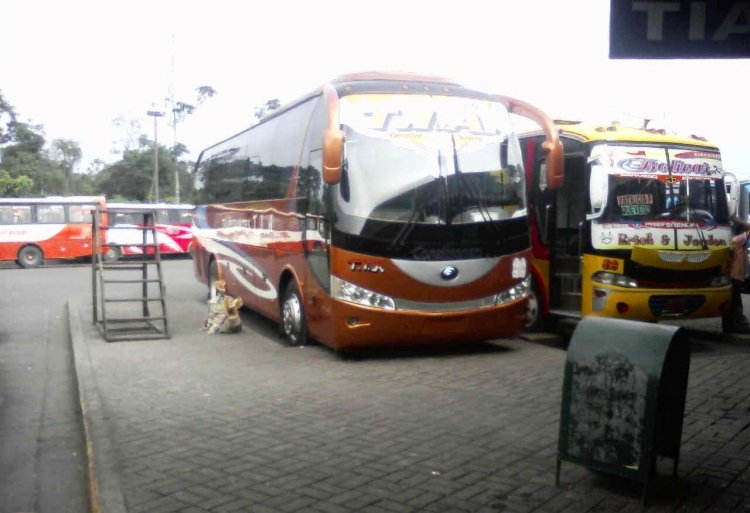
<box><xmin>648</xmin><ymin>295</ymin><xmax>706</xmax><ymax>317</ymax></box>
<box><xmin>657</xmin><ymin>250</ymin><xmax>711</xmax><ymax>264</ymax></box>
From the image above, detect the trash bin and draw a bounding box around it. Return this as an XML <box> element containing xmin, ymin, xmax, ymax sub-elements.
<box><xmin>556</xmin><ymin>317</ymin><xmax>691</xmax><ymax>506</ymax></box>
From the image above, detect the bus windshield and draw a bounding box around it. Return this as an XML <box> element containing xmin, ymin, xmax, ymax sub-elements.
<box><xmin>599</xmin><ymin>175</ymin><xmax>728</xmax><ymax>225</ymax></box>
<box><xmin>591</xmin><ymin>144</ymin><xmax>728</xmax><ymax>225</ymax></box>
<box><xmin>333</xmin><ymin>94</ymin><xmax>526</xmax><ymax>240</ymax></box>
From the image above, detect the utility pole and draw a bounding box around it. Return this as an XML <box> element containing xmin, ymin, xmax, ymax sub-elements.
<box><xmin>146</xmin><ymin>110</ymin><xmax>165</xmax><ymax>202</ymax></box>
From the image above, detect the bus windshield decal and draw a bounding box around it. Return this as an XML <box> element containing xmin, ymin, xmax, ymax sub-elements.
<box><xmin>590</xmin><ymin>144</ymin><xmax>723</xmax><ymax>178</ymax></box>
<box><xmin>339</xmin><ymin>94</ymin><xmax>509</xmax><ymax>150</ymax></box>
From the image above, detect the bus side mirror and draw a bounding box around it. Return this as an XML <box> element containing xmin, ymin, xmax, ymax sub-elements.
<box><xmin>323</xmin><ymin>128</ymin><xmax>345</xmax><ymax>185</ymax></box>
<box><xmin>542</xmin><ymin>138</ymin><xmax>564</xmax><ymax>190</ymax></box>
<box><xmin>588</xmin><ymin>165</ymin><xmax>608</xmax><ymax>217</ymax></box>
<box><xmin>726</xmin><ymin>172</ymin><xmax>739</xmax><ymax>216</ymax></box>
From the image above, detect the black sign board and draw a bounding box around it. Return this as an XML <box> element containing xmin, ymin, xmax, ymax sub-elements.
<box><xmin>557</xmin><ymin>317</ymin><xmax>691</xmax><ymax>506</ymax></box>
<box><xmin>610</xmin><ymin>0</ymin><xmax>750</xmax><ymax>58</ymax></box>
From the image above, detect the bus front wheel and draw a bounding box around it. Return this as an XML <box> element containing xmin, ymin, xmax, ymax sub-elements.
<box><xmin>207</xmin><ymin>258</ymin><xmax>219</xmax><ymax>300</ymax></box>
<box><xmin>525</xmin><ymin>277</ymin><xmax>547</xmax><ymax>332</ymax></box>
<box><xmin>18</xmin><ymin>245</ymin><xmax>43</xmax><ymax>268</ymax></box>
<box><xmin>281</xmin><ymin>281</ymin><xmax>309</xmax><ymax>346</ymax></box>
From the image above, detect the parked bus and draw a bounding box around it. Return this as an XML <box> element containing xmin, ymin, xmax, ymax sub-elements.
<box><xmin>0</xmin><ymin>196</ymin><xmax>107</xmax><ymax>268</ymax></box>
<box><xmin>521</xmin><ymin>121</ymin><xmax>733</xmax><ymax>330</ymax></box>
<box><xmin>105</xmin><ymin>202</ymin><xmax>194</xmax><ymax>261</ymax></box>
<box><xmin>191</xmin><ymin>71</ymin><xmax>563</xmax><ymax>350</ymax></box>
<box><xmin>735</xmin><ymin>178</ymin><xmax>750</xmax><ymax>288</ymax></box>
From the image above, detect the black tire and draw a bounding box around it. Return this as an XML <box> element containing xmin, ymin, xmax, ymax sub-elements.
<box><xmin>18</xmin><ymin>245</ymin><xmax>43</xmax><ymax>268</ymax></box>
<box><xmin>525</xmin><ymin>276</ymin><xmax>547</xmax><ymax>332</ymax></box>
<box><xmin>281</xmin><ymin>281</ymin><xmax>309</xmax><ymax>346</ymax></box>
<box><xmin>104</xmin><ymin>245</ymin><xmax>121</xmax><ymax>262</ymax></box>
<box><xmin>207</xmin><ymin>258</ymin><xmax>219</xmax><ymax>300</ymax></box>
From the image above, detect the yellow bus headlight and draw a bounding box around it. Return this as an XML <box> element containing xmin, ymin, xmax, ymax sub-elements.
<box><xmin>592</xmin><ymin>271</ymin><xmax>638</xmax><ymax>288</ymax></box>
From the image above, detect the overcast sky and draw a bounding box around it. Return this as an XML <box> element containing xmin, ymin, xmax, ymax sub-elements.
<box><xmin>1</xmin><ymin>0</ymin><xmax>749</xmax><ymax>178</ymax></box>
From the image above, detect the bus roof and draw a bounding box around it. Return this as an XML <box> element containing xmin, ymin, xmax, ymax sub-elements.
<box><xmin>195</xmin><ymin>71</ymin><xmax>478</xmax><ymax>163</ymax></box>
<box><xmin>553</xmin><ymin>120</ymin><xmax>719</xmax><ymax>149</ymax></box>
<box><xmin>0</xmin><ymin>196</ymin><xmax>106</xmax><ymax>205</ymax></box>
<box><xmin>107</xmin><ymin>202</ymin><xmax>194</xmax><ymax>211</ymax></box>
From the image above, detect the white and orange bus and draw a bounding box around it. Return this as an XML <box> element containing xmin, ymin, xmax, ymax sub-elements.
<box><xmin>0</xmin><ymin>196</ymin><xmax>107</xmax><ymax>268</ymax></box>
<box><xmin>105</xmin><ymin>202</ymin><xmax>193</xmax><ymax>261</ymax></box>
<box><xmin>191</xmin><ymin>72</ymin><xmax>563</xmax><ymax>350</ymax></box>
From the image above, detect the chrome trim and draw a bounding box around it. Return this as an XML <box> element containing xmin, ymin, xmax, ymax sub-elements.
<box><xmin>396</xmin><ymin>294</ymin><xmax>499</xmax><ymax>313</ymax></box>
<box><xmin>657</xmin><ymin>250</ymin><xmax>711</xmax><ymax>264</ymax></box>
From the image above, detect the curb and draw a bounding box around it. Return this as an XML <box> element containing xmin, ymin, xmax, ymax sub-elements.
<box><xmin>68</xmin><ymin>296</ymin><xmax>128</xmax><ymax>513</ymax></box>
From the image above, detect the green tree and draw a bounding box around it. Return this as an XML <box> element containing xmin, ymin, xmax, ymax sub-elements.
<box><xmin>97</xmin><ymin>141</ymin><xmax>192</xmax><ymax>202</ymax></box>
<box><xmin>0</xmin><ymin>169</ymin><xmax>33</xmax><ymax>196</ymax></box>
<box><xmin>1</xmin><ymin>122</ymin><xmax>65</xmax><ymax>195</ymax></box>
<box><xmin>0</xmin><ymin>90</ymin><xmax>18</xmax><ymax>145</ymax></box>
<box><xmin>49</xmin><ymin>138</ymin><xmax>82</xmax><ymax>194</ymax></box>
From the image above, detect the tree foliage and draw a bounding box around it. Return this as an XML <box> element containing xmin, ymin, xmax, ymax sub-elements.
<box><xmin>254</xmin><ymin>98</ymin><xmax>281</xmax><ymax>121</ymax></box>
<box><xmin>0</xmin><ymin>169</ymin><xmax>33</xmax><ymax>196</ymax></box>
<box><xmin>96</xmin><ymin>141</ymin><xmax>193</xmax><ymax>202</ymax></box>
<box><xmin>0</xmin><ymin>87</ymin><xmax>203</xmax><ymax>201</ymax></box>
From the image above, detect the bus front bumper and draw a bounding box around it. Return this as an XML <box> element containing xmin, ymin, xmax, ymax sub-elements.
<box><xmin>317</xmin><ymin>297</ymin><xmax>528</xmax><ymax>351</ymax></box>
<box><xmin>587</xmin><ymin>284</ymin><xmax>731</xmax><ymax>321</ymax></box>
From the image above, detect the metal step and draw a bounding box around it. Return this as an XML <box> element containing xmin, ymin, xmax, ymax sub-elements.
<box><xmin>556</xmin><ymin>292</ymin><xmax>582</xmax><ymax>312</ymax></box>
<box><xmin>555</xmin><ymin>256</ymin><xmax>581</xmax><ymax>274</ymax></box>
<box><xmin>554</xmin><ymin>273</ymin><xmax>582</xmax><ymax>294</ymax></box>
<box><xmin>92</xmin><ymin>208</ymin><xmax>170</xmax><ymax>342</ymax></box>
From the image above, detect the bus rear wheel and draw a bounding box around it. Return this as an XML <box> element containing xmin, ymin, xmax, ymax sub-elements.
<box><xmin>18</xmin><ymin>245</ymin><xmax>43</xmax><ymax>268</ymax></box>
<box><xmin>104</xmin><ymin>245</ymin><xmax>121</xmax><ymax>262</ymax></box>
<box><xmin>281</xmin><ymin>281</ymin><xmax>309</xmax><ymax>346</ymax></box>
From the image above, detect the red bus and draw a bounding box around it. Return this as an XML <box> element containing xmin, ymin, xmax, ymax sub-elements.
<box><xmin>191</xmin><ymin>72</ymin><xmax>562</xmax><ymax>350</ymax></box>
<box><xmin>105</xmin><ymin>202</ymin><xmax>194</xmax><ymax>261</ymax></box>
<box><xmin>0</xmin><ymin>196</ymin><xmax>107</xmax><ymax>268</ymax></box>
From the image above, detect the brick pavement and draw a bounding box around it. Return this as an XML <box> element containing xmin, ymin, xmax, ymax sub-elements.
<box><xmin>70</xmin><ymin>260</ymin><xmax>750</xmax><ymax>513</ymax></box>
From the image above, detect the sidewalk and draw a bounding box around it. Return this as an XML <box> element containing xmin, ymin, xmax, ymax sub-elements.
<box><xmin>68</xmin><ymin>272</ymin><xmax>750</xmax><ymax>513</ymax></box>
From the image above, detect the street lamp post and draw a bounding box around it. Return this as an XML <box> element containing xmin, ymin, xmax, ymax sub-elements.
<box><xmin>146</xmin><ymin>110</ymin><xmax>165</xmax><ymax>202</ymax></box>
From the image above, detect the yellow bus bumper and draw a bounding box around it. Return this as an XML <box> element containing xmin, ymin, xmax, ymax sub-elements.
<box><xmin>583</xmin><ymin>283</ymin><xmax>731</xmax><ymax>321</ymax></box>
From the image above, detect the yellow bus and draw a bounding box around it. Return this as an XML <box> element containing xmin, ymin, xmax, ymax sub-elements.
<box><xmin>191</xmin><ymin>71</ymin><xmax>563</xmax><ymax>350</ymax></box>
<box><xmin>521</xmin><ymin>121</ymin><xmax>732</xmax><ymax>330</ymax></box>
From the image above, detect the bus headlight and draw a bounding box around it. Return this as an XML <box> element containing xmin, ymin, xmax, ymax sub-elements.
<box><xmin>592</xmin><ymin>271</ymin><xmax>638</xmax><ymax>288</ymax></box>
<box><xmin>331</xmin><ymin>276</ymin><xmax>396</xmax><ymax>310</ymax></box>
<box><xmin>710</xmin><ymin>274</ymin><xmax>731</xmax><ymax>287</ymax></box>
<box><xmin>495</xmin><ymin>276</ymin><xmax>530</xmax><ymax>305</ymax></box>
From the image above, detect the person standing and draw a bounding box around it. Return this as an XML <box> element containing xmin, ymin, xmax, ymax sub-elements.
<box><xmin>723</xmin><ymin>215</ymin><xmax>750</xmax><ymax>333</ymax></box>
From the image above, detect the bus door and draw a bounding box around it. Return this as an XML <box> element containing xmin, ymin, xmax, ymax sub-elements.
<box><xmin>548</xmin><ymin>155</ymin><xmax>587</xmax><ymax>314</ymax></box>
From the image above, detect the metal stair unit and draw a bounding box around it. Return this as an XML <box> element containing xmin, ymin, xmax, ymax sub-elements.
<box><xmin>92</xmin><ymin>206</ymin><xmax>170</xmax><ymax>341</ymax></box>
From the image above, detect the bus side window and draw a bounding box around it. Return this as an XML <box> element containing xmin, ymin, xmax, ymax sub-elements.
<box><xmin>12</xmin><ymin>206</ymin><xmax>32</xmax><ymax>224</ymax></box>
<box><xmin>37</xmin><ymin>205</ymin><xmax>65</xmax><ymax>223</ymax></box>
<box><xmin>0</xmin><ymin>206</ymin><xmax>13</xmax><ymax>224</ymax></box>
<box><xmin>68</xmin><ymin>204</ymin><xmax>93</xmax><ymax>223</ymax></box>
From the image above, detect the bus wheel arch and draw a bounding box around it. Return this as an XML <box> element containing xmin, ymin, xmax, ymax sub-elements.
<box><xmin>279</xmin><ymin>272</ymin><xmax>310</xmax><ymax>346</ymax></box>
<box><xmin>17</xmin><ymin>245</ymin><xmax>44</xmax><ymax>268</ymax></box>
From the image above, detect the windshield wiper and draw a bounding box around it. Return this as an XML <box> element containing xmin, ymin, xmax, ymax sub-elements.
<box><xmin>389</xmin><ymin>181</ymin><xmax>435</xmax><ymax>250</ymax></box>
<box><xmin>450</xmin><ymin>135</ymin><xmax>502</xmax><ymax>239</ymax></box>
<box><xmin>685</xmin><ymin>178</ymin><xmax>709</xmax><ymax>250</ymax></box>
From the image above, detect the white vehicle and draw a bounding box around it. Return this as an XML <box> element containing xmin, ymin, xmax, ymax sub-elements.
<box><xmin>105</xmin><ymin>203</ymin><xmax>193</xmax><ymax>261</ymax></box>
